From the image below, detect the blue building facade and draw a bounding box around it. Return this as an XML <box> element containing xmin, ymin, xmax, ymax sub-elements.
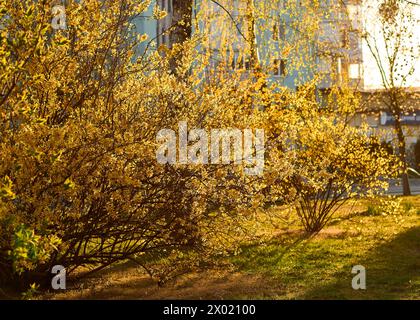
<box><xmin>134</xmin><ymin>0</ymin><xmax>360</xmax><ymax>91</ymax></box>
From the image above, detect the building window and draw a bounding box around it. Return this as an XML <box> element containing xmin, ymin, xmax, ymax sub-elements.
<box><xmin>347</xmin><ymin>4</ymin><xmax>361</xmax><ymax>30</ymax></box>
<box><xmin>273</xmin><ymin>59</ymin><xmax>287</xmax><ymax>76</ymax></box>
<box><xmin>231</xmin><ymin>55</ymin><xmax>240</xmax><ymax>70</ymax></box>
<box><xmin>279</xmin><ymin>21</ymin><xmax>286</xmax><ymax>41</ymax></box>
<box><xmin>272</xmin><ymin>23</ymin><xmax>279</xmax><ymax>41</ymax></box>
<box><xmin>273</xmin><ymin>20</ymin><xmax>286</xmax><ymax>41</ymax></box>
<box><xmin>349</xmin><ymin>63</ymin><xmax>360</xmax><ymax>79</ymax></box>
<box><xmin>341</xmin><ymin>29</ymin><xmax>349</xmax><ymax>48</ymax></box>
<box><xmin>231</xmin><ymin>52</ymin><xmax>251</xmax><ymax>70</ymax></box>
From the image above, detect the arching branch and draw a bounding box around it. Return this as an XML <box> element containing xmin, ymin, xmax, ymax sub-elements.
<box><xmin>209</xmin><ymin>0</ymin><xmax>248</xmax><ymax>42</ymax></box>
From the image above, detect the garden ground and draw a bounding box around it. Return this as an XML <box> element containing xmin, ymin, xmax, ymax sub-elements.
<box><xmin>38</xmin><ymin>196</ymin><xmax>420</xmax><ymax>300</ymax></box>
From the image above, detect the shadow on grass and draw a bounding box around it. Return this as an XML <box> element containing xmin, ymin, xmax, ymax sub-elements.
<box><xmin>54</xmin><ymin>271</ymin><xmax>286</xmax><ymax>300</ymax></box>
<box><xmin>300</xmin><ymin>226</ymin><xmax>420</xmax><ymax>299</ymax></box>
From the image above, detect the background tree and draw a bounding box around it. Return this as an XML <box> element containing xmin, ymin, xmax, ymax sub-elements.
<box><xmin>362</xmin><ymin>0</ymin><xmax>420</xmax><ymax>195</ymax></box>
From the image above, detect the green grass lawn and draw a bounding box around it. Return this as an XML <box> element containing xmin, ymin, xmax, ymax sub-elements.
<box><xmin>43</xmin><ymin>196</ymin><xmax>419</xmax><ymax>300</ymax></box>
<box><xmin>233</xmin><ymin>221</ymin><xmax>419</xmax><ymax>299</ymax></box>
<box><xmin>230</xmin><ymin>196</ymin><xmax>419</xmax><ymax>299</ymax></box>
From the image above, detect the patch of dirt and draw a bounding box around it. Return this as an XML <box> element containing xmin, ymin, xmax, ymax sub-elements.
<box><xmin>316</xmin><ymin>228</ymin><xmax>358</xmax><ymax>239</ymax></box>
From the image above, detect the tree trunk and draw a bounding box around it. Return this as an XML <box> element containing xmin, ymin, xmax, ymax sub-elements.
<box><xmin>171</xmin><ymin>0</ymin><xmax>193</xmax><ymax>45</ymax></box>
<box><xmin>246</xmin><ymin>0</ymin><xmax>258</xmax><ymax>70</ymax></box>
<box><xmin>394</xmin><ymin>114</ymin><xmax>411</xmax><ymax>196</ymax></box>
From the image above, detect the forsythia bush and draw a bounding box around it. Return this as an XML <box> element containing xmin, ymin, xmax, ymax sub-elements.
<box><xmin>262</xmin><ymin>86</ymin><xmax>400</xmax><ymax>233</ymax></box>
<box><xmin>0</xmin><ymin>0</ymin><xmax>266</xmax><ymax>288</ymax></box>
